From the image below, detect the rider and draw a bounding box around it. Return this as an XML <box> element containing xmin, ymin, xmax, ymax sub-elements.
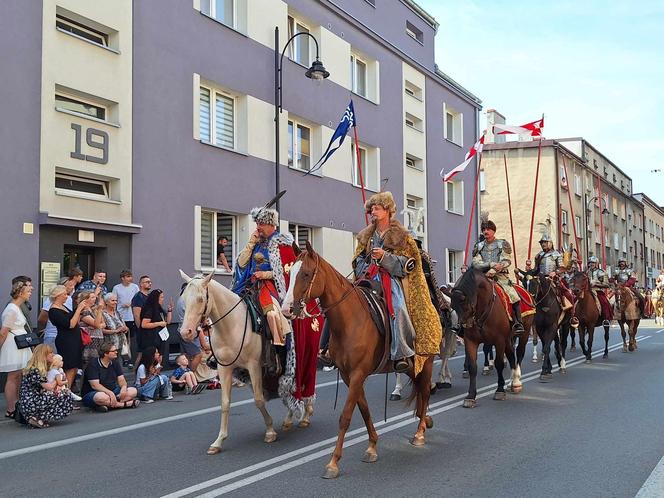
<box><xmin>656</xmin><ymin>269</ymin><xmax>664</xmax><ymax>291</ymax></box>
<box><xmin>353</xmin><ymin>192</ymin><xmax>442</xmax><ymax>374</ymax></box>
<box><xmin>471</xmin><ymin>218</ymin><xmax>525</xmax><ymax>334</ymax></box>
<box><xmin>534</xmin><ymin>234</ymin><xmax>574</xmax><ymax>312</ymax></box>
<box><xmin>613</xmin><ymin>257</ymin><xmax>645</xmax><ymax>316</ymax></box>
<box><xmin>586</xmin><ymin>255</ymin><xmax>612</xmax><ymax>325</ymax></box>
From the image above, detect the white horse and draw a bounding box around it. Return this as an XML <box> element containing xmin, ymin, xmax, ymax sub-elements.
<box><xmin>178</xmin><ymin>271</ymin><xmax>304</xmax><ymax>455</ymax></box>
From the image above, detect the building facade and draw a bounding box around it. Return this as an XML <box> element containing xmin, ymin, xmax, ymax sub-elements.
<box><xmin>633</xmin><ymin>193</ymin><xmax>664</xmax><ymax>288</ymax></box>
<box><xmin>481</xmin><ymin>129</ymin><xmax>645</xmax><ymax>283</ymax></box>
<box><xmin>1</xmin><ymin>0</ymin><xmax>481</xmax><ymax>317</ymax></box>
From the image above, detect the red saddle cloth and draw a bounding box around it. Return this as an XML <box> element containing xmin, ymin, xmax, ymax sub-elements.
<box><xmin>493</xmin><ymin>283</ymin><xmax>536</xmax><ymax>320</ymax></box>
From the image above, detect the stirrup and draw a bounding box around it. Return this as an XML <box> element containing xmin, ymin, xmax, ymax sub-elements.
<box><xmin>602</xmin><ymin>319</ymin><xmax>610</xmax><ymax>327</ymax></box>
<box><xmin>512</xmin><ymin>322</ymin><xmax>525</xmax><ymax>333</ymax></box>
<box><xmin>570</xmin><ymin>317</ymin><xmax>579</xmax><ymax>327</ymax></box>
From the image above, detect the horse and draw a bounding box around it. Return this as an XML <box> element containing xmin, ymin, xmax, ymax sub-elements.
<box><xmin>614</xmin><ymin>284</ymin><xmax>641</xmax><ymax>352</ymax></box>
<box><xmin>283</xmin><ymin>242</ymin><xmax>435</xmax><ymax>479</ymax></box>
<box><xmin>531</xmin><ymin>275</ymin><xmax>567</xmax><ymax>380</ymax></box>
<box><xmin>450</xmin><ymin>269</ymin><xmax>530</xmax><ymax>407</ymax></box>
<box><xmin>178</xmin><ymin>271</ymin><xmax>305</xmax><ymax>455</ymax></box>
<box><xmin>568</xmin><ymin>272</ymin><xmax>611</xmax><ymax>362</ymax></box>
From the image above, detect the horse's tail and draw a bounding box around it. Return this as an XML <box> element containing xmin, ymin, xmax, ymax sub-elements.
<box><xmin>405</xmin><ymin>355</ymin><xmax>434</xmax><ymax>408</ymax></box>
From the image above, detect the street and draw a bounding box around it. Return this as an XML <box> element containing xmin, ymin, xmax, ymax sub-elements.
<box><xmin>2</xmin><ymin>322</ymin><xmax>664</xmax><ymax>498</ymax></box>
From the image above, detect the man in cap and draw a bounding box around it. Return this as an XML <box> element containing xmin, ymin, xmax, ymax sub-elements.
<box><xmin>471</xmin><ymin>219</ymin><xmax>525</xmax><ymax>333</ymax></box>
<box><xmin>587</xmin><ymin>255</ymin><xmax>612</xmax><ymax>324</ymax></box>
<box><xmin>534</xmin><ymin>234</ymin><xmax>574</xmax><ymax>311</ymax></box>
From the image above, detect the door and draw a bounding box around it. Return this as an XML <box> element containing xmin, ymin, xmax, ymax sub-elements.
<box><xmin>63</xmin><ymin>245</ymin><xmax>95</xmax><ymax>279</ymax></box>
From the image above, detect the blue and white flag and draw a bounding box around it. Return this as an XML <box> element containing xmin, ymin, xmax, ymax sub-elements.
<box><xmin>307</xmin><ymin>100</ymin><xmax>355</xmax><ymax>175</ymax></box>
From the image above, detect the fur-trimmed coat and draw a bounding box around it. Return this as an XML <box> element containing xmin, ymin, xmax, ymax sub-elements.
<box><xmin>353</xmin><ymin>220</ymin><xmax>442</xmax><ymax>375</ymax></box>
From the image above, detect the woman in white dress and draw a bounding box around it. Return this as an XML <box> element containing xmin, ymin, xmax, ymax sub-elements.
<box><xmin>0</xmin><ymin>280</ymin><xmax>34</xmax><ymax>417</ymax></box>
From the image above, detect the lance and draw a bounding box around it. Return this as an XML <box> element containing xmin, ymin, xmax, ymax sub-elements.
<box><xmin>597</xmin><ymin>175</ymin><xmax>606</xmax><ymax>268</ymax></box>
<box><xmin>463</xmin><ymin>151</ymin><xmax>483</xmax><ymax>266</ymax></box>
<box><xmin>503</xmin><ymin>153</ymin><xmax>517</xmax><ymax>266</ymax></box>
<box><xmin>561</xmin><ymin>154</ymin><xmax>582</xmax><ymax>266</ymax></box>
<box><xmin>527</xmin><ymin>114</ymin><xmax>545</xmax><ymax>260</ymax></box>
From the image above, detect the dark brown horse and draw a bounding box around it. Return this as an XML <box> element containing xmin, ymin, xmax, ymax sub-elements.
<box><xmin>614</xmin><ymin>284</ymin><xmax>640</xmax><ymax>352</ymax></box>
<box><xmin>568</xmin><ymin>272</ymin><xmax>611</xmax><ymax>361</ymax></box>
<box><xmin>531</xmin><ymin>275</ymin><xmax>567</xmax><ymax>380</ymax></box>
<box><xmin>450</xmin><ymin>269</ymin><xmax>533</xmax><ymax>406</ymax></box>
<box><xmin>283</xmin><ymin>242</ymin><xmax>434</xmax><ymax>479</ymax></box>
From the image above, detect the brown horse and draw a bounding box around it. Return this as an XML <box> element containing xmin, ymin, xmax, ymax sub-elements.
<box><xmin>568</xmin><ymin>272</ymin><xmax>611</xmax><ymax>361</ymax></box>
<box><xmin>614</xmin><ymin>285</ymin><xmax>640</xmax><ymax>352</ymax></box>
<box><xmin>282</xmin><ymin>242</ymin><xmax>434</xmax><ymax>479</ymax></box>
<box><xmin>450</xmin><ymin>269</ymin><xmax>532</xmax><ymax>406</ymax></box>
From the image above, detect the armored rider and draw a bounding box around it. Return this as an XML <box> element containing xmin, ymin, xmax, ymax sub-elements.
<box><xmin>613</xmin><ymin>257</ymin><xmax>644</xmax><ymax>315</ymax></box>
<box><xmin>534</xmin><ymin>234</ymin><xmax>574</xmax><ymax>311</ymax></box>
<box><xmin>471</xmin><ymin>218</ymin><xmax>525</xmax><ymax>333</ymax></box>
<box><xmin>656</xmin><ymin>269</ymin><xmax>664</xmax><ymax>291</ymax></box>
<box><xmin>586</xmin><ymin>255</ymin><xmax>612</xmax><ymax>324</ymax></box>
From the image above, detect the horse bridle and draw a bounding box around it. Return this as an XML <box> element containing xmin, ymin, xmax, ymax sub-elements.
<box><xmin>457</xmin><ymin>281</ymin><xmax>496</xmax><ymax>334</ymax></box>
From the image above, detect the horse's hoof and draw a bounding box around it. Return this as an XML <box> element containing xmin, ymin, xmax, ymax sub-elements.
<box><xmin>282</xmin><ymin>421</ymin><xmax>293</xmax><ymax>431</ymax></box>
<box><xmin>389</xmin><ymin>393</ymin><xmax>401</xmax><ymax>401</ymax></box>
<box><xmin>481</xmin><ymin>368</ymin><xmax>491</xmax><ymax>376</ymax></box>
<box><xmin>560</xmin><ymin>368</ymin><xmax>567</xmax><ymax>374</ymax></box>
<box><xmin>584</xmin><ymin>359</ymin><xmax>592</xmax><ymax>364</ymax></box>
<box><xmin>570</xmin><ymin>346</ymin><xmax>576</xmax><ymax>352</ymax></box>
<box><xmin>298</xmin><ymin>420</ymin><xmax>310</xmax><ymax>429</ymax></box>
<box><xmin>462</xmin><ymin>371</ymin><xmax>469</xmax><ymax>379</ymax></box>
<box><xmin>206</xmin><ymin>446</ymin><xmax>222</xmax><ymax>455</ymax></box>
<box><xmin>411</xmin><ymin>434</ymin><xmax>426</xmax><ymax>446</ymax></box>
<box><xmin>531</xmin><ymin>357</ymin><xmax>538</xmax><ymax>363</ymax></box>
<box><xmin>322</xmin><ymin>466</ymin><xmax>339</xmax><ymax>479</ymax></box>
<box><xmin>622</xmin><ymin>345</ymin><xmax>628</xmax><ymax>353</ymax></box>
<box><xmin>539</xmin><ymin>374</ymin><xmax>552</xmax><ymax>382</ymax></box>
<box><xmin>628</xmin><ymin>344</ymin><xmax>635</xmax><ymax>352</ymax></box>
<box><xmin>425</xmin><ymin>415</ymin><xmax>434</xmax><ymax>429</ymax></box>
<box><xmin>429</xmin><ymin>384</ymin><xmax>438</xmax><ymax>395</ymax></box>
<box><xmin>510</xmin><ymin>384</ymin><xmax>523</xmax><ymax>394</ymax></box>
<box><xmin>463</xmin><ymin>398</ymin><xmax>476</xmax><ymax>408</ymax></box>
<box><xmin>440</xmin><ymin>382</ymin><xmax>452</xmax><ymax>389</ymax></box>
<box><xmin>362</xmin><ymin>451</ymin><xmax>378</xmax><ymax>463</ymax></box>
<box><xmin>264</xmin><ymin>432</ymin><xmax>278</xmax><ymax>443</ymax></box>
<box><xmin>493</xmin><ymin>391</ymin><xmax>507</xmax><ymax>401</ymax></box>
<box><xmin>602</xmin><ymin>353</ymin><xmax>608</xmax><ymax>359</ymax></box>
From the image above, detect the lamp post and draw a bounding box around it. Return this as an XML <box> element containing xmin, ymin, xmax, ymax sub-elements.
<box><xmin>274</xmin><ymin>27</ymin><xmax>329</xmax><ymax>213</ymax></box>
<box><xmin>585</xmin><ymin>194</ymin><xmax>610</xmax><ymax>267</ymax></box>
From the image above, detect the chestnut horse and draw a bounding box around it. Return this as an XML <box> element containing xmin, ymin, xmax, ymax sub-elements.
<box><xmin>450</xmin><ymin>269</ymin><xmax>533</xmax><ymax>407</ymax></box>
<box><xmin>568</xmin><ymin>272</ymin><xmax>611</xmax><ymax>361</ymax></box>
<box><xmin>614</xmin><ymin>284</ymin><xmax>640</xmax><ymax>352</ymax></box>
<box><xmin>283</xmin><ymin>242</ymin><xmax>434</xmax><ymax>479</ymax></box>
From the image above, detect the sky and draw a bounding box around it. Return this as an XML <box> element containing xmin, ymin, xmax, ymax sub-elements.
<box><xmin>418</xmin><ymin>0</ymin><xmax>664</xmax><ymax>204</ymax></box>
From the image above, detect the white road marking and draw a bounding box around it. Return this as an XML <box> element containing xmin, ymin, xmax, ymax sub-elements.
<box><xmin>636</xmin><ymin>453</ymin><xmax>664</xmax><ymax>497</ymax></box>
<box><xmin>162</xmin><ymin>335</ymin><xmax>651</xmax><ymax>498</ymax></box>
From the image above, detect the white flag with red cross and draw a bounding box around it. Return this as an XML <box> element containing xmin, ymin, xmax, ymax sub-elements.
<box><xmin>493</xmin><ymin>117</ymin><xmax>544</xmax><ymax>137</ymax></box>
<box><xmin>441</xmin><ymin>134</ymin><xmax>485</xmax><ymax>182</ymax></box>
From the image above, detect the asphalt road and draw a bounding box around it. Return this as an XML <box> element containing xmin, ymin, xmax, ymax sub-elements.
<box><xmin>2</xmin><ymin>322</ymin><xmax>664</xmax><ymax>498</ymax></box>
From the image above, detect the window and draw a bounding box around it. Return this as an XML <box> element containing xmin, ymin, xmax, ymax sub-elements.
<box><xmin>350</xmin><ymin>54</ymin><xmax>367</xmax><ymax>97</ymax></box>
<box><xmin>613</xmin><ymin>233</ymin><xmax>620</xmax><ymax>250</ymax></box>
<box><xmin>55</xmin><ymin>94</ymin><xmax>106</xmax><ymax>120</ymax></box>
<box><xmin>55</xmin><ymin>173</ymin><xmax>109</xmax><ymax>200</ymax></box>
<box><xmin>443</xmin><ymin>103</ymin><xmax>463</xmax><ymax>146</ymax></box>
<box><xmin>56</xmin><ymin>14</ymin><xmax>108</xmax><ymax>47</ymax></box>
<box><xmin>201</xmin><ymin>0</ymin><xmax>234</xmax><ymax>27</ymax></box>
<box><xmin>405</xmin><ymin>21</ymin><xmax>424</xmax><ymax>44</ymax></box>
<box><xmin>445</xmin><ymin>181</ymin><xmax>464</xmax><ymax>215</ymax></box>
<box><xmin>479</xmin><ymin>170</ymin><xmax>486</xmax><ymax>192</ymax></box>
<box><xmin>288</xmin><ymin>223</ymin><xmax>312</xmax><ymax>248</ymax></box>
<box><xmin>405</xmin><ymin>195</ymin><xmax>425</xmax><ymax>237</ymax></box>
<box><xmin>199</xmin><ymin>86</ymin><xmax>234</xmax><ymax>149</ymax></box>
<box><xmin>405</xmin><ymin>112</ymin><xmax>423</xmax><ymax>132</ymax></box>
<box><xmin>405</xmin><ymin>153</ymin><xmax>422</xmax><ymax>171</ymax></box>
<box><xmin>198</xmin><ymin>209</ymin><xmax>236</xmax><ymax>272</ymax></box>
<box><xmin>561</xmin><ymin>210</ymin><xmax>569</xmax><ymax>234</ymax></box>
<box><xmin>574</xmin><ymin>174</ymin><xmax>582</xmax><ymax>196</ymax></box>
<box><xmin>575</xmin><ymin>215</ymin><xmax>582</xmax><ymax>237</ymax></box>
<box><xmin>447</xmin><ymin>250</ymin><xmax>463</xmax><ymax>284</ymax></box>
<box><xmin>288</xmin><ymin>120</ymin><xmax>311</xmax><ymax>172</ymax></box>
<box><xmin>351</xmin><ymin>142</ymin><xmax>379</xmax><ymax>191</ymax></box>
<box><xmin>288</xmin><ymin>16</ymin><xmax>310</xmax><ymax>66</ymax></box>
<box><xmin>559</xmin><ymin>166</ymin><xmax>568</xmax><ymax>189</ymax></box>
<box><xmin>404</xmin><ymin>81</ymin><xmax>422</xmax><ymax>100</ymax></box>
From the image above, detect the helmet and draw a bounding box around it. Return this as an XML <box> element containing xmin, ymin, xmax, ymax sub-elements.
<box><xmin>588</xmin><ymin>256</ymin><xmax>599</xmax><ymax>264</ymax></box>
<box><xmin>618</xmin><ymin>257</ymin><xmax>627</xmax><ymax>264</ymax></box>
<box><xmin>539</xmin><ymin>234</ymin><xmax>552</xmax><ymax>243</ymax></box>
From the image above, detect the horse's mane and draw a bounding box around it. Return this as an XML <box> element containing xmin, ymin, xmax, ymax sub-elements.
<box><xmin>452</xmin><ymin>268</ymin><xmax>482</xmax><ymax>302</ymax></box>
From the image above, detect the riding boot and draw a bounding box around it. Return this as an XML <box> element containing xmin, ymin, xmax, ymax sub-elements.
<box><xmin>452</xmin><ymin>325</ymin><xmax>463</xmax><ymax>338</ymax></box>
<box><xmin>511</xmin><ymin>302</ymin><xmax>525</xmax><ymax>334</ymax></box>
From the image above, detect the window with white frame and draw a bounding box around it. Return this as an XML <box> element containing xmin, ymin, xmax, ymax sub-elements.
<box><xmin>288</xmin><ymin>16</ymin><xmax>311</xmax><ymax>66</ymax></box>
<box><xmin>352</xmin><ymin>142</ymin><xmax>379</xmax><ymax>191</ymax></box>
<box><xmin>405</xmin><ymin>195</ymin><xmax>425</xmax><ymax>237</ymax></box>
<box><xmin>405</xmin><ymin>112</ymin><xmax>423</xmax><ymax>132</ymax></box>
<box><xmin>288</xmin><ymin>223</ymin><xmax>312</xmax><ymax>248</ymax></box>
<box><xmin>405</xmin><ymin>21</ymin><xmax>423</xmax><ymax>44</ymax></box>
<box><xmin>559</xmin><ymin>165</ymin><xmax>568</xmax><ymax>189</ymax></box>
<box><xmin>404</xmin><ymin>80</ymin><xmax>422</xmax><ymax>100</ymax></box>
<box><xmin>56</xmin><ymin>13</ymin><xmax>109</xmax><ymax>47</ymax></box>
<box><xmin>288</xmin><ymin>120</ymin><xmax>311</xmax><ymax>171</ymax></box>
<box><xmin>445</xmin><ymin>180</ymin><xmax>464</xmax><ymax>215</ymax></box>
<box><xmin>443</xmin><ymin>103</ymin><xmax>463</xmax><ymax>146</ymax></box>
<box><xmin>574</xmin><ymin>174</ymin><xmax>582</xmax><ymax>196</ymax></box>
<box><xmin>55</xmin><ymin>172</ymin><xmax>110</xmax><ymax>200</ymax></box>
<box><xmin>405</xmin><ymin>153</ymin><xmax>422</xmax><ymax>171</ymax></box>
<box><xmin>561</xmin><ymin>210</ymin><xmax>569</xmax><ymax>234</ymax></box>
<box><xmin>575</xmin><ymin>215</ymin><xmax>582</xmax><ymax>237</ymax></box>
<box><xmin>350</xmin><ymin>54</ymin><xmax>367</xmax><ymax>98</ymax></box>
<box><xmin>198</xmin><ymin>209</ymin><xmax>236</xmax><ymax>272</ymax></box>
<box><xmin>201</xmin><ymin>0</ymin><xmax>234</xmax><ymax>28</ymax></box>
<box><xmin>199</xmin><ymin>86</ymin><xmax>234</xmax><ymax>149</ymax></box>
<box><xmin>55</xmin><ymin>93</ymin><xmax>106</xmax><ymax>120</ymax></box>
<box><xmin>479</xmin><ymin>170</ymin><xmax>486</xmax><ymax>192</ymax></box>
<box><xmin>447</xmin><ymin>249</ymin><xmax>463</xmax><ymax>284</ymax></box>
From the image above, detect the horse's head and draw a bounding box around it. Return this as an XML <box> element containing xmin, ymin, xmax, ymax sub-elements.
<box><xmin>282</xmin><ymin>241</ymin><xmax>324</xmax><ymax>319</ymax></box>
<box><xmin>178</xmin><ymin>269</ymin><xmax>214</xmax><ymax>341</ymax></box>
<box><xmin>450</xmin><ymin>269</ymin><xmax>481</xmax><ymax>329</ymax></box>
<box><xmin>569</xmin><ymin>271</ymin><xmax>588</xmax><ymax>298</ymax></box>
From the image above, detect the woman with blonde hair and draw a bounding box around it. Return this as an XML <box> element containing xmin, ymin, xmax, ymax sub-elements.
<box><xmin>18</xmin><ymin>344</ymin><xmax>73</xmax><ymax>428</ymax></box>
<box><xmin>78</xmin><ymin>290</ymin><xmax>105</xmax><ymax>370</ymax></box>
<box><xmin>49</xmin><ymin>285</ymin><xmax>87</xmax><ymax>390</ymax></box>
<box><xmin>1</xmin><ymin>280</ymin><xmax>34</xmax><ymax>418</ymax></box>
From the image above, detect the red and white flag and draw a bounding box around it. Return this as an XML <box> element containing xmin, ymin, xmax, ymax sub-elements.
<box><xmin>493</xmin><ymin>117</ymin><xmax>544</xmax><ymax>137</ymax></box>
<box><xmin>441</xmin><ymin>135</ymin><xmax>485</xmax><ymax>182</ymax></box>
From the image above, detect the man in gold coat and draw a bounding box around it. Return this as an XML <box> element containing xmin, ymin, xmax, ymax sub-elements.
<box><xmin>353</xmin><ymin>192</ymin><xmax>442</xmax><ymax>375</ymax></box>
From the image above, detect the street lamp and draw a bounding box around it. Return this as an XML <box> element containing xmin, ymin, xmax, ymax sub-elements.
<box><xmin>274</xmin><ymin>27</ymin><xmax>330</xmax><ymax>212</ymax></box>
<box><xmin>585</xmin><ymin>194</ymin><xmax>610</xmax><ymax>267</ymax></box>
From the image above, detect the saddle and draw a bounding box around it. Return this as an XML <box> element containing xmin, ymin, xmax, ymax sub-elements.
<box><xmin>493</xmin><ymin>283</ymin><xmax>535</xmax><ymax>321</ymax></box>
<box><xmin>356</xmin><ymin>279</ymin><xmax>395</xmax><ymax>375</ymax></box>
<box><xmin>240</xmin><ymin>287</ymin><xmax>269</xmax><ymax>338</ymax></box>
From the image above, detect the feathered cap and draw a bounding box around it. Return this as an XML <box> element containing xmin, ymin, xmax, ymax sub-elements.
<box><xmin>480</xmin><ymin>211</ymin><xmax>496</xmax><ymax>232</ymax></box>
<box><xmin>250</xmin><ymin>206</ymin><xmax>279</xmax><ymax>226</ymax></box>
<box><xmin>365</xmin><ymin>191</ymin><xmax>397</xmax><ymax>218</ymax></box>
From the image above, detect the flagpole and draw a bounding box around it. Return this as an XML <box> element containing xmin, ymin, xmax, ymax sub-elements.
<box><xmin>353</xmin><ymin>126</ymin><xmax>369</xmax><ymax>225</ymax></box>
<box><xmin>597</xmin><ymin>174</ymin><xmax>606</xmax><ymax>268</ymax></box>
<box><xmin>561</xmin><ymin>153</ymin><xmax>582</xmax><ymax>266</ymax></box>
<box><xmin>527</xmin><ymin>130</ymin><xmax>544</xmax><ymax>260</ymax></box>
<box><xmin>463</xmin><ymin>152</ymin><xmax>483</xmax><ymax>266</ymax></box>
<box><xmin>503</xmin><ymin>153</ymin><xmax>517</xmax><ymax>266</ymax></box>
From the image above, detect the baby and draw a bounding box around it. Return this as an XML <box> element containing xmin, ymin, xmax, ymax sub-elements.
<box><xmin>47</xmin><ymin>354</ymin><xmax>82</xmax><ymax>401</ymax></box>
<box><xmin>170</xmin><ymin>354</ymin><xmax>204</xmax><ymax>394</ymax></box>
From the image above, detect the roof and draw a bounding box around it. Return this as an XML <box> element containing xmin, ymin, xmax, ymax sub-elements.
<box><xmin>401</xmin><ymin>0</ymin><xmax>439</xmax><ymax>32</ymax></box>
<box><xmin>434</xmin><ymin>66</ymin><xmax>482</xmax><ymax>105</ymax></box>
